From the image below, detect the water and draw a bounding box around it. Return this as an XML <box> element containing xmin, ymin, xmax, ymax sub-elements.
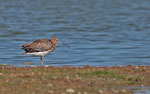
<box><xmin>0</xmin><ymin>0</ymin><xmax>150</xmax><ymax>67</ymax></box>
<box><xmin>125</xmin><ymin>86</ymin><xmax>150</xmax><ymax>94</ymax></box>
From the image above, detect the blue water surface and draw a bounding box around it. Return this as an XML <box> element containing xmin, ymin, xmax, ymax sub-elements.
<box><xmin>0</xmin><ymin>0</ymin><xmax>150</xmax><ymax>67</ymax></box>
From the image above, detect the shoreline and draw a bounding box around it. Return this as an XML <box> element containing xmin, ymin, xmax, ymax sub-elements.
<box><xmin>0</xmin><ymin>65</ymin><xmax>150</xmax><ymax>94</ymax></box>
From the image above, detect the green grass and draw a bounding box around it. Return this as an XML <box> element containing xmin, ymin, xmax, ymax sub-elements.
<box><xmin>0</xmin><ymin>66</ymin><xmax>150</xmax><ymax>94</ymax></box>
<box><xmin>84</xmin><ymin>70</ymin><xmax>125</xmax><ymax>80</ymax></box>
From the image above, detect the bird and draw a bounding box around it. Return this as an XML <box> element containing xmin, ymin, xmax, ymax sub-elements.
<box><xmin>22</xmin><ymin>36</ymin><xmax>69</xmax><ymax>66</ymax></box>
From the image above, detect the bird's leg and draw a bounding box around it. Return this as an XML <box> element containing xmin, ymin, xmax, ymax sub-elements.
<box><xmin>41</xmin><ymin>56</ymin><xmax>44</xmax><ymax>66</ymax></box>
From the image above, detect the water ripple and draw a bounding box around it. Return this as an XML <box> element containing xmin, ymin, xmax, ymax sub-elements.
<box><xmin>0</xmin><ymin>0</ymin><xmax>150</xmax><ymax>67</ymax></box>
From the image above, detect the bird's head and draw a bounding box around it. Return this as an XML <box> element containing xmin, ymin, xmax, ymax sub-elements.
<box><xmin>51</xmin><ymin>36</ymin><xmax>69</xmax><ymax>48</ymax></box>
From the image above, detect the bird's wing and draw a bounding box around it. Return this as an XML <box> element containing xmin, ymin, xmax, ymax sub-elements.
<box><xmin>22</xmin><ymin>39</ymin><xmax>53</xmax><ymax>52</ymax></box>
<box><xmin>22</xmin><ymin>42</ymin><xmax>32</xmax><ymax>48</ymax></box>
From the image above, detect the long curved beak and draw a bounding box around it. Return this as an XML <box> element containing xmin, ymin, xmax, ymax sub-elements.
<box><xmin>57</xmin><ymin>40</ymin><xmax>70</xmax><ymax>48</ymax></box>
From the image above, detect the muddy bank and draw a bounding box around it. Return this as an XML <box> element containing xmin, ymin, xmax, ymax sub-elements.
<box><xmin>0</xmin><ymin>65</ymin><xmax>150</xmax><ymax>94</ymax></box>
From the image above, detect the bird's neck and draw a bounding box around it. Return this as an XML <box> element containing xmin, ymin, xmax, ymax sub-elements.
<box><xmin>51</xmin><ymin>40</ymin><xmax>57</xmax><ymax>48</ymax></box>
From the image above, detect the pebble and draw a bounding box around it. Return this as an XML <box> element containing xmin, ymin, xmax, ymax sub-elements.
<box><xmin>47</xmin><ymin>90</ymin><xmax>54</xmax><ymax>94</ymax></box>
<box><xmin>47</xmin><ymin>83</ymin><xmax>53</xmax><ymax>87</ymax></box>
<box><xmin>121</xmin><ymin>89</ymin><xmax>127</xmax><ymax>92</ymax></box>
<box><xmin>98</xmin><ymin>89</ymin><xmax>104</xmax><ymax>93</ymax></box>
<box><xmin>66</xmin><ymin>76</ymin><xmax>70</xmax><ymax>79</ymax></box>
<box><xmin>83</xmin><ymin>91</ymin><xmax>88</xmax><ymax>94</ymax></box>
<box><xmin>113</xmin><ymin>78</ymin><xmax>116</xmax><ymax>81</ymax></box>
<box><xmin>0</xmin><ymin>73</ymin><xmax>3</xmax><ymax>75</ymax></box>
<box><xmin>135</xmin><ymin>66</ymin><xmax>139</xmax><ymax>69</ymax></box>
<box><xmin>45</xmin><ymin>65</ymin><xmax>49</xmax><ymax>68</ymax></box>
<box><xmin>61</xmin><ymin>93</ymin><xmax>66</xmax><ymax>94</ymax></box>
<box><xmin>66</xmin><ymin>88</ymin><xmax>75</xmax><ymax>93</ymax></box>
<box><xmin>112</xmin><ymin>89</ymin><xmax>118</xmax><ymax>93</ymax></box>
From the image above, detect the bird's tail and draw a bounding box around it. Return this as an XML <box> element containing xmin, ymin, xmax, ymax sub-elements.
<box><xmin>21</xmin><ymin>53</ymin><xmax>27</xmax><ymax>55</ymax></box>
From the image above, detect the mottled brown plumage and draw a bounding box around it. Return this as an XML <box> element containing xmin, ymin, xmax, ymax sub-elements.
<box><xmin>22</xmin><ymin>39</ymin><xmax>53</xmax><ymax>52</ymax></box>
<box><xmin>22</xmin><ymin>36</ymin><xmax>68</xmax><ymax>66</ymax></box>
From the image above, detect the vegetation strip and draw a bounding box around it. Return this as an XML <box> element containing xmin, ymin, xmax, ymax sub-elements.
<box><xmin>0</xmin><ymin>65</ymin><xmax>150</xmax><ymax>94</ymax></box>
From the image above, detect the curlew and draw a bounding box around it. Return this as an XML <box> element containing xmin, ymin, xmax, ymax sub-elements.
<box><xmin>22</xmin><ymin>36</ymin><xmax>69</xmax><ymax>66</ymax></box>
